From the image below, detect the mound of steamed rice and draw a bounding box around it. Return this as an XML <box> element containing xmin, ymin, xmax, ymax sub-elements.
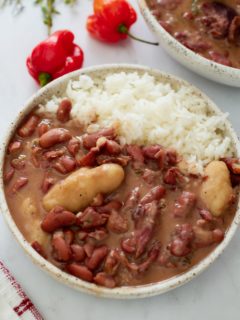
<box><xmin>40</xmin><ymin>71</ymin><xmax>234</xmax><ymax>173</ymax></box>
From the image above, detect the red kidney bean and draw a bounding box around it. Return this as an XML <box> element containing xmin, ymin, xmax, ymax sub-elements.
<box><xmin>94</xmin><ymin>272</ymin><xmax>116</xmax><ymax>288</ymax></box>
<box><xmin>76</xmin><ymin>231</ymin><xmax>88</xmax><ymax>242</ymax></box>
<box><xmin>166</xmin><ymin>149</ymin><xmax>178</xmax><ymax>165</ymax></box>
<box><xmin>135</xmin><ymin>227</ymin><xmax>153</xmax><ymax>258</ymax></box>
<box><xmin>67</xmin><ymin>263</ymin><xmax>93</xmax><ymax>282</ymax></box>
<box><xmin>164</xmin><ymin>167</ymin><xmax>182</xmax><ymax>185</ymax></box>
<box><xmin>71</xmin><ymin>244</ymin><xmax>86</xmax><ymax>262</ymax></box>
<box><xmin>11</xmin><ymin>177</ymin><xmax>28</xmax><ymax>194</ymax></box>
<box><xmin>30</xmin><ymin>145</ymin><xmax>42</xmax><ymax>168</ymax></box>
<box><xmin>3</xmin><ymin>167</ymin><xmax>15</xmax><ymax>183</ymax></box>
<box><xmin>31</xmin><ymin>154</ymin><xmax>40</xmax><ymax>168</ymax></box>
<box><xmin>78</xmin><ymin>149</ymin><xmax>97</xmax><ymax>167</ymax></box>
<box><xmin>104</xmin><ymin>250</ymin><xmax>120</xmax><ymax>275</ymax></box>
<box><xmin>123</xmin><ymin>187</ymin><xmax>140</xmax><ymax>214</ymax></box>
<box><xmin>155</xmin><ymin>149</ymin><xmax>165</xmax><ymax>170</ymax></box>
<box><xmin>221</xmin><ymin>157</ymin><xmax>239</xmax><ymax>173</ymax></box>
<box><xmin>212</xmin><ymin>229</ymin><xmax>224</xmax><ymax>242</ymax></box>
<box><xmin>52</xmin><ymin>231</ymin><xmax>71</xmax><ymax>262</ymax></box>
<box><xmin>18</xmin><ymin>115</ymin><xmax>39</xmax><ymax>138</ymax></box>
<box><xmin>57</xmin><ymin>99</ymin><xmax>72</xmax><ymax>123</ymax></box>
<box><xmin>53</xmin><ymin>162</ymin><xmax>67</xmax><ymax>174</ymax></box>
<box><xmin>193</xmin><ymin>225</ymin><xmax>213</xmax><ymax>248</ymax></box>
<box><xmin>169</xmin><ymin>238</ymin><xmax>191</xmax><ymax>257</ymax></box>
<box><xmin>41</xmin><ymin>206</ymin><xmax>76</xmax><ymax>233</ymax></box>
<box><xmin>121</xmin><ymin>237</ymin><xmax>136</xmax><ymax>254</ymax></box>
<box><xmin>140</xmin><ymin>185</ymin><xmax>166</xmax><ymax>205</ymax></box>
<box><xmin>67</xmin><ymin>137</ymin><xmax>80</xmax><ymax>156</ymax></box>
<box><xmin>38</xmin><ymin>120</ymin><xmax>51</xmax><ymax>137</ymax></box>
<box><xmin>64</xmin><ymin>230</ymin><xmax>74</xmax><ymax>245</ymax></box>
<box><xmin>137</xmin><ymin>243</ymin><xmax>161</xmax><ymax>273</ymax></box>
<box><xmin>168</xmin><ymin>223</ymin><xmax>194</xmax><ymax>257</ymax></box>
<box><xmin>107</xmin><ymin>210</ymin><xmax>128</xmax><ymax>234</ymax></box>
<box><xmin>96</xmin><ymin>154</ymin><xmax>130</xmax><ymax>167</ymax></box>
<box><xmin>39</xmin><ymin>128</ymin><xmax>72</xmax><ymax>148</ymax></box>
<box><xmin>155</xmin><ymin>148</ymin><xmax>178</xmax><ymax>169</ymax></box>
<box><xmin>126</xmin><ymin>145</ymin><xmax>144</xmax><ymax>163</ymax></box>
<box><xmin>135</xmin><ymin>201</ymin><xmax>159</xmax><ymax>257</ymax></box>
<box><xmin>86</xmin><ymin>245</ymin><xmax>108</xmax><ymax>270</ymax></box>
<box><xmin>105</xmin><ymin>140</ymin><xmax>122</xmax><ymax>155</ymax></box>
<box><xmin>198</xmin><ymin>208</ymin><xmax>213</xmax><ymax>221</ymax></box>
<box><xmin>182</xmin><ymin>11</ymin><xmax>194</xmax><ymax>20</ymax></box>
<box><xmin>83</xmin><ymin>243</ymin><xmax>95</xmax><ymax>258</ymax></box>
<box><xmin>221</xmin><ymin>158</ymin><xmax>240</xmax><ymax>186</ymax></box>
<box><xmin>76</xmin><ymin>207</ymin><xmax>108</xmax><ymax>229</ymax></box>
<box><xmin>53</xmin><ymin>155</ymin><xmax>76</xmax><ymax>174</ymax></box>
<box><xmin>175</xmin><ymin>223</ymin><xmax>194</xmax><ymax>242</ymax></box>
<box><xmin>142</xmin><ymin>145</ymin><xmax>162</xmax><ymax>159</ymax></box>
<box><xmin>119</xmin><ymin>242</ymin><xmax>160</xmax><ymax>273</ymax></box>
<box><xmin>8</xmin><ymin>141</ymin><xmax>22</xmax><ymax>154</ymax></box>
<box><xmin>142</xmin><ymin>169</ymin><xmax>158</xmax><ymax>185</ymax></box>
<box><xmin>41</xmin><ymin>172</ymin><xmax>55</xmax><ymax>193</ymax></box>
<box><xmin>83</xmin><ymin>128</ymin><xmax>116</xmax><ymax>149</ymax></box>
<box><xmin>96</xmin><ymin>200</ymin><xmax>122</xmax><ymax>214</ymax></box>
<box><xmin>173</xmin><ymin>191</ymin><xmax>196</xmax><ymax>218</ymax></box>
<box><xmin>31</xmin><ymin>241</ymin><xmax>47</xmax><ymax>259</ymax></box>
<box><xmin>201</xmin><ymin>2</ymin><xmax>236</xmax><ymax>39</ymax></box>
<box><xmin>193</xmin><ymin>222</ymin><xmax>224</xmax><ymax>248</ymax></box>
<box><xmin>11</xmin><ymin>157</ymin><xmax>26</xmax><ymax>170</ymax></box>
<box><xmin>44</xmin><ymin>149</ymin><xmax>66</xmax><ymax>160</ymax></box>
<box><xmin>88</xmin><ymin>229</ymin><xmax>108</xmax><ymax>241</ymax></box>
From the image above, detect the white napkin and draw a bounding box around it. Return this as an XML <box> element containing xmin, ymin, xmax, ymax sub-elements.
<box><xmin>0</xmin><ymin>261</ymin><xmax>43</xmax><ymax>320</ymax></box>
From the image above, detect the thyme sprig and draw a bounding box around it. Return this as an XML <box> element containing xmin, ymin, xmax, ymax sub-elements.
<box><xmin>35</xmin><ymin>0</ymin><xmax>60</xmax><ymax>35</ymax></box>
<box><xmin>1</xmin><ymin>0</ymin><xmax>77</xmax><ymax>34</ymax></box>
<box><xmin>0</xmin><ymin>0</ymin><xmax>24</xmax><ymax>15</ymax></box>
<box><xmin>35</xmin><ymin>0</ymin><xmax>77</xmax><ymax>35</ymax></box>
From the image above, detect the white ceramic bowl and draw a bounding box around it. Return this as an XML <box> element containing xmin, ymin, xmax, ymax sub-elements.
<box><xmin>138</xmin><ymin>0</ymin><xmax>240</xmax><ymax>87</ymax></box>
<box><xmin>1</xmin><ymin>64</ymin><xmax>240</xmax><ymax>299</ymax></box>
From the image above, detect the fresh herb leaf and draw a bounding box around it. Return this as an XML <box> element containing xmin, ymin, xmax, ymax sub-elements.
<box><xmin>1</xmin><ymin>0</ymin><xmax>78</xmax><ymax>34</ymax></box>
<box><xmin>0</xmin><ymin>0</ymin><xmax>24</xmax><ymax>15</ymax></box>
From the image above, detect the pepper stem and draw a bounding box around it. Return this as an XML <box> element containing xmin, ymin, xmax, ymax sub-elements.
<box><xmin>118</xmin><ymin>24</ymin><xmax>159</xmax><ymax>46</ymax></box>
<box><xmin>38</xmin><ymin>72</ymin><xmax>52</xmax><ymax>87</ymax></box>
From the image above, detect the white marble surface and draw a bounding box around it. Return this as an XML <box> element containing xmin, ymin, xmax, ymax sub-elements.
<box><xmin>0</xmin><ymin>1</ymin><xmax>240</xmax><ymax>319</ymax></box>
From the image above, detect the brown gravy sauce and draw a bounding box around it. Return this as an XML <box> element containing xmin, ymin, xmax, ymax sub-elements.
<box><xmin>3</xmin><ymin>108</ymin><xmax>237</xmax><ymax>287</ymax></box>
<box><xmin>147</xmin><ymin>0</ymin><xmax>240</xmax><ymax>69</ymax></box>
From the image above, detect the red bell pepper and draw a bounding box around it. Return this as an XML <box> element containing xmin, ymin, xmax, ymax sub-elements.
<box><xmin>87</xmin><ymin>0</ymin><xmax>159</xmax><ymax>45</ymax></box>
<box><xmin>26</xmin><ymin>30</ymin><xmax>84</xmax><ymax>87</ymax></box>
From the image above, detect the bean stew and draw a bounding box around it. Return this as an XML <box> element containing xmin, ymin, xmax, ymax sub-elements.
<box><xmin>3</xmin><ymin>99</ymin><xmax>240</xmax><ymax>288</ymax></box>
<box><xmin>147</xmin><ymin>0</ymin><xmax>240</xmax><ymax>68</ymax></box>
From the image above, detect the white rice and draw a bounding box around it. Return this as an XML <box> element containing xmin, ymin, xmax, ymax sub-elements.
<box><xmin>39</xmin><ymin>72</ymin><xmax>234</xmax><ymax>173</ymax></box>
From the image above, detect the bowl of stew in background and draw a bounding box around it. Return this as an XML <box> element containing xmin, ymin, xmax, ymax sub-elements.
<box><xmin>138</xmin><ymin>0</ymin><xmax>240</xmax><ymax>87</ymax></box>
<box><xmin>1</xmin><ymin>64</ymin><xmax>240</xmax><ymax>299</ymax></box>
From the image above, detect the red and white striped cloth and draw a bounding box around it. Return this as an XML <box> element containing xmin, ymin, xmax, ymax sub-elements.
<box><xmin>0</xmin><ymin>261</ymin><xmax>43</xmax><ymax>320</ymax></box>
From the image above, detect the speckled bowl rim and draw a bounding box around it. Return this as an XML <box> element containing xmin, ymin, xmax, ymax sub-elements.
<box><xmin>138</xmin><ymin>0</ymin><xmax>240</xmax><ymax>87</ymax></box>
<box><xmin>0</xmin><ymin>64</ymin><xmax>240</xmax><ymax>299</ymax></box>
